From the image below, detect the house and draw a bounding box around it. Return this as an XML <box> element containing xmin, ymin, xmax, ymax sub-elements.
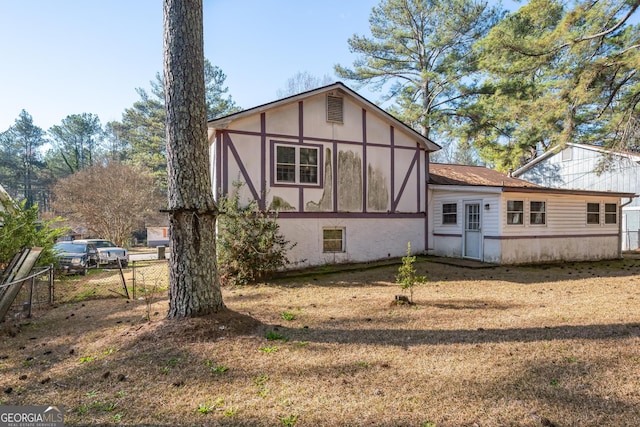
<box><xmin>207</xmin><ymin>82</ymin><xmax>440</xmax><ymax>267</ymax></box>
<box><xmin>513</xmin><ymin>143</ymin><xmax>640</xmax><ymax>250</ymax></box>
<box><xmin>428</xmin><ymin>163</ymin><xmax>635</xmax><ymax>264</ymax></box>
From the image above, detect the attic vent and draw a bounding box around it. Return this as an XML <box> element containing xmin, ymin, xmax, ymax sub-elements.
<box><xmin>327</xmin><ymin>95</ymin><xmax>343</xmax><ymax>123</ymax></box>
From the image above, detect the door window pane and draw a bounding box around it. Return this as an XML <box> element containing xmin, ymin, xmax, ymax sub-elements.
<box><xmin>466</xmin><ymin>204</ymin><xmax>480</xmax><ymax>230</ymax></box>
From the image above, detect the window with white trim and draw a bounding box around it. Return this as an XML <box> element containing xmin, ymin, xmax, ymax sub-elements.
<box><xmin>442</xmin><ymin>203</ymin><xmax>457</xmax><ymax>225</ymax></box>
<box><xmin>507</xmin><ymin>200</ymin><xmax>524</xmax><ymax>225</ymax></box>
<box><xmin>275</xmin><ymin>144</ymin><xmax>319</xmax><ymax>185</ymax></box>
<box><xmin>605</xmin><ymin>203</ymin><xmax>617</xmax><ymax>224</ymax></box>
<box><xmin>587</xmin><ymin>203</ymin><xmax>600</xmax><ymax>224</ymax></box>
<box><xmin>323</xmin><ymin>228</ymin><xmax>345</xmax><ymax>252</ymax></box>
<box><xmin>530</xmin><ymin>201</ymin><xmax>546</xmax><ymax>225</ymax></box>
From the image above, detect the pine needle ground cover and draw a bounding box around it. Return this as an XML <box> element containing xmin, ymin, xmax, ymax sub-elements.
<box><xmin>1</xmin><ymin>257</ymin><xmax>640</xmax><ymax>426</ymax></box>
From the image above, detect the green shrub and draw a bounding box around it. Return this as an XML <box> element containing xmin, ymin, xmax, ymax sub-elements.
<box><xmin>217</xmin><ymin>182</ymin><xmax>295</xmax><ymax>285</ymax></box>
<box><xmin>0</xmin><ymin>200</ymin><xmax>68</xmax><ymax>267</ymax></box>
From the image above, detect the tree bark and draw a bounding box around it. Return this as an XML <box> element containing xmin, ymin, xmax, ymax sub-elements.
<box><xmin>163</xmin><ymin>0</ymin><xmax>224</xmax><ymax>318</ymax></box>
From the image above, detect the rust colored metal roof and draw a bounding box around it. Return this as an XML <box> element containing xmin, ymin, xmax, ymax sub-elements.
<box><xmin>429</xmin><ymin>163</ymin><xmax>540</xmax><ymax>188</ymax></box>
<box><xmin>429</xmin><ymin>163</ymin><xmax>635</xmax><ymax>198</ymax></box>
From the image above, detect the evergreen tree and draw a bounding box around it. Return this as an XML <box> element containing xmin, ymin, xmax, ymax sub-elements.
<box><xmin>217</xmin><ymin>183</ymin><xmax>294</xmax><ymax>285</ymax></box>
<box><xmin>459</xmin><ymin>0</ymin><xmax>640</xmax><ymax>170</ymax></box>
<box><xmin>108</xmin><ymin>60</ymin><xmax>239</xmax><ymax>189</ymax></box>
<box><xmin>47</xmin><ymin>113</ymin><xmax>104</xmax><ymax>177</ymax></box>
<box><xmin>335</xmin><ymin>0</ymin><xmax>503</xmax><ymax>145</ymax></box>
<box><xmin>0</xmin><ymin>110</ymin><xmax>48</xmax><ymax>208</ymax></box>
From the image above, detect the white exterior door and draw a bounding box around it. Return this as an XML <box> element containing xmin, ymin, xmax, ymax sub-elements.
<box><xmin>464</xmin><ymin>202</ymin><xmax>482</xmax><ymax>260</ymax></box>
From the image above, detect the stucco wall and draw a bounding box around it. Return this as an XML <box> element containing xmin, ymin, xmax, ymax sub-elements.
<box><xmin>431</xmin><ymin>235</ymin><xmax>463</xmax><ymax>258</ymax></box>
<box><xmin>277</xmin><ymin>217</ymin><xmax>426</xmax><ymax>268</ymax></box>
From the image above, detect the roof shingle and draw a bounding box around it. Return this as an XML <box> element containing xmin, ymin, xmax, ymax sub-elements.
<box><xmin>429</xmin><ymin>163</ymin><xmax>540</xmax><ymax>188</ymax></box>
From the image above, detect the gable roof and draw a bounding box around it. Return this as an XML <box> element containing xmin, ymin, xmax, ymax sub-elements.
<box><xmin>207</xmin><ymin>82</ymin><xmax>441</xmax><ymax>152</ymax></box>
<box><xmin>429</xmin><ymin>163</ymin><xmax>635</xmax><ymax>198</ymax></box>
<box><xmin>513</xmin><ymin>142</ymin><xmax>640</xmax><ymax>176</ymax></box>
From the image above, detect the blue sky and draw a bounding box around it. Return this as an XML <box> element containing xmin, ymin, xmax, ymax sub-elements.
<box><xmin>0</xmin><ymin>0</ymin><xmax>518</xmax><ymax>132</ymax></box>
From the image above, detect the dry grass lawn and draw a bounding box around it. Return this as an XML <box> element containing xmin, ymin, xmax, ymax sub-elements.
<box><xmin>2</xmin><ymin>256</ymin><xmax>640</xmax><ymax>426</ymax></box>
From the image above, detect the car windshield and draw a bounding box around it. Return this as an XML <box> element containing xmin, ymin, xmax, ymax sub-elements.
<box><xmin>55</xmin><ymin>242</ymin><xmax>87</xmax><ymax>252</ymax></box>
<box><xmin>91</xmin><ymin>240</ymin><xmax>117</xmax><ymax>248</ymax></box>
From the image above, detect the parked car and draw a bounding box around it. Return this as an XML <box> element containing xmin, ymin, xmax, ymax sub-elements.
<box><xmin>74</xmin><ymin>239</ymin><xmax>129</xmax><ymax>267</ymax></box>
<box><xmin>53</xmin><ymin>241</ymin><xmax>99</xmax><ymax>275</ymax></box>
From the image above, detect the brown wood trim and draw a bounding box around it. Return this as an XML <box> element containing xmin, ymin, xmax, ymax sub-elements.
<box><xmin>278</xmin><ymin>212</ymin><xmax>426</xmax><ymax>219</ymax></box>
<box><xmin>433</xmin><ymin>233</ymin><xmax>463</xmax><ymax>238</ymax></box>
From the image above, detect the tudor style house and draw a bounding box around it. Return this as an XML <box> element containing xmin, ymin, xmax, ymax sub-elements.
<box><xmin>428</xmin><ymin>163</ymin><xmax>634</xmax><ymax>263</ymax></box>
<box><xmin>207</xmin><ymin>83</ymin><xmax>634</xmax><ymax>267</ymax></box>
<box><xmin>513</xmin><ymin>143</ymin><xmax>640</xmax><ymax>250</ymax></box>
<box><xmin>208</xmin><ymin>82</ymin><xmax>440</xmax><ymax>267</ymax></box>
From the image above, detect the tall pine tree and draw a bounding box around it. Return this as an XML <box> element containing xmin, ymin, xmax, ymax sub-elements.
<box><xmin>164</xmin><ymin>0</ymin><xmax>224</xmax><ymax>318</ymax></box>
<box><xmin>459</xmin><ymin>0</ymin><xmax>640</xmax><ymax>170</ymax></box>
<box><xmin>335</xmin><ymin>0</ymin><xmax>503</xmax><ymax>150</ymax></box>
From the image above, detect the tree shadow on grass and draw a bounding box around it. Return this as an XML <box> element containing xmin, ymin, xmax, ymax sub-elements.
<box><xmin>267</xmin><ymin>322</ymin><xmax>640</xmax><ymax>347</ymax></box>
<box><xmin>472</xmin><ymin>356</ymin><xmax>640</xmax><ymax>426</ymax></box>
<box><xmin>268</xmin><ymin>256</ymin><xmax>640</xmax><ymax>288</ymax></box>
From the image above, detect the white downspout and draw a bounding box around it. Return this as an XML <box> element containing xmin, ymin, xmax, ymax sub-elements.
<box><xmin>619</xmin><ymin>197</ymin><xmax>635</xmax><ymax>258</ymax></box>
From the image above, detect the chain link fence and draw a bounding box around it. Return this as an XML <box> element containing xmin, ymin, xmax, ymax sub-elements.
<box><xmin>3</xmin><ymin>266</ymin><xmax>54</xmax><ymax>321</ymax></box>
<box><xmin>52</xmin><ymin>260</ymin><xmax>169</xmax><ymax>304</ymax></box>
<box><xmin>1</xmin><ymin>260</ymin><xmax>169</xmax><ymax>323</ymax></box>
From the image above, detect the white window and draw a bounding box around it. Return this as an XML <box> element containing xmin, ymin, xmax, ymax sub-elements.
<box><xmin>442</xmin><ymin>203</ymin><xmax>457</xmax><ymax>225</ymax></box>
<box><xmin>507</xmin><ymin>200</ymin><xmax>523</xmax><ymax>225</ymax></box>
<box><xmin>323</xmin><ymin>228</ymin><xmax>345</xmax><ymax>252</ymax></box>
<box><xmin>605</xmin><ymin>203</ymin><xmax>617</xmax><ymax>224</ymax></box>
<box><xmin>587</xmin><ymin>203</ymin><xmax>600</xmax><ymax>225</ymax></box>
<box><xmin>530</xmin><ymin>201</ymin><xmax>546</xmax><ymax>225</ymax></box>
<box><xmin>275</xmin><ymin>144</ymin><xmax>319</xmax><ymax>185</ymax></box>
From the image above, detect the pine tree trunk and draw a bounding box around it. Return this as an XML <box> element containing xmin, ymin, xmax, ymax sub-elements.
<box><xmin>163</xmin><ymin>0</ymin><xmax>224</xmax><ymax>318</ymax></box>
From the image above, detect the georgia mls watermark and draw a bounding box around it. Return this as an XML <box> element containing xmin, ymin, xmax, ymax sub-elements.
<box><xmin>0</xmin><ymin>406</ymin><xmax>64</xmax><ymax>427</ymax></box>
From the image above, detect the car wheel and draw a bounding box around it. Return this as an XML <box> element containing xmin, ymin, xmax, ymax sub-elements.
<box><xmin>81</xmin><ymin>267</ymin><xmax>88</xmax><ymax>276</ymax></box>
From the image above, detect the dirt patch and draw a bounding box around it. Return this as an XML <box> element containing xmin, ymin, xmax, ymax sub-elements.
<box><xmin>141</xmin><ymin>309</ymin><xmax>264</xmax><ymax>343</ymax></box>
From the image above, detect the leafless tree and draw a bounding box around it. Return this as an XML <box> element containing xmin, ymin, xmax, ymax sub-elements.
<box><xmin>276</xmin><ymin>71</ymin><xmax>334</xmax><ymax>99</ymax></box>
<box><xmin>51</xmin><ymin>162</ymin><xmax>164</xmax><ymax>247</ymax></box>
